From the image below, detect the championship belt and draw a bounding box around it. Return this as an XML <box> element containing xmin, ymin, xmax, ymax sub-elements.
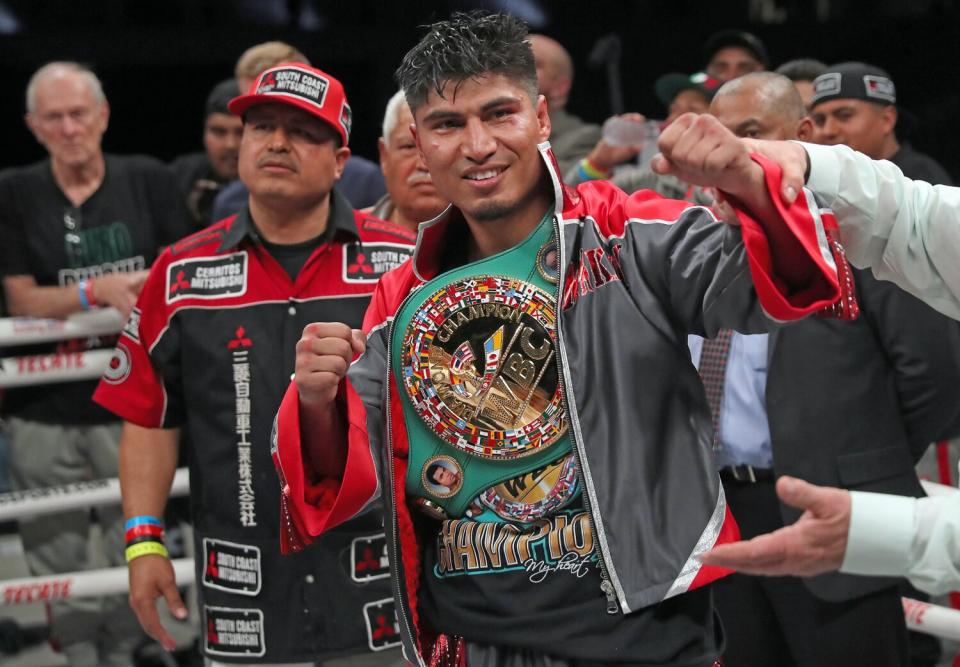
<box><xmin>392</xmin><ymin>212</ymin><xmax>580</xmax><ymax>520</ymax></box>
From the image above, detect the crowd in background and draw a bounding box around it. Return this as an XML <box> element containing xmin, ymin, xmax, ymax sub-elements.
<box><xmin>0</xmin><ymin>19</ymin><xmax>957</xmax><ymax>667</ymax></box>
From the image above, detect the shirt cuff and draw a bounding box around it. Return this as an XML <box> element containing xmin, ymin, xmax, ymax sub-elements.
<box><xmin>840</xmin><ymin>490</ymin><xmax>917</xmax><ymax>577</ymax></box>
<box><xmin>793</xmin><ymin>141</ymin><xmax>845</xmax><ymax>202</ymax></box>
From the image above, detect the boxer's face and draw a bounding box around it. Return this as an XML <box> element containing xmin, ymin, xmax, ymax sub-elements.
<box><xmin>411</xmin><ymin>73</ymin><xmax>551</xmax><ymax>228</ymax></box>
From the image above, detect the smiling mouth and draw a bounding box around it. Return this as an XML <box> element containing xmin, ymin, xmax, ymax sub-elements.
<box><xmin>464</xmin><ymin>167</ymin><xmax>505</xmax><ymax>181</ymax></box>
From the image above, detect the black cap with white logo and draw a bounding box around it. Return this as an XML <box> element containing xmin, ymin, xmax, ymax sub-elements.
<box><xmin>811</xmin><ymin>62</ymin><xmax>896</xmax><ymax>109</ymax></box>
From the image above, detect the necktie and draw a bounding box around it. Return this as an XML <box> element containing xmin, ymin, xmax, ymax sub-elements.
<box><xmin>698</xmin><ymin>329</ymin><xmax>733</xmax><ymax>451</ymax></box>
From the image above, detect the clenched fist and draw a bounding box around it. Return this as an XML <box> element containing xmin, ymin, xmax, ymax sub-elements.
<box><xmin>295</xmin><ymin>322</ymin><xmax>366</xmax><ymax>408</ymax></box>
<box><xmin>652</xmin><ymin>113</ymin><xmax>758</xmax><ymax>198</ymax></box>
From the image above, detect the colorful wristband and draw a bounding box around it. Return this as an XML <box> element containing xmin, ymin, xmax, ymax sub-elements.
<box><xmin>579</xmin><ymin>157</ymin><xmax>611</xmax><ymax>180</ymax></box>
<box><xmin>78</xmin><ymin>279</ymin><xmax>91</xmax><ymax>311</ymax></box>
<box><xmin>125</xmin><ymin>524</ymin><xmax>164</xmax><ymax>543</ymax></box>
<box><xmin>125</xmin><ymin>515</ymin><xmax>162</xmax><ymax>531</ymax></box>
<box><xmin>125</xmin><ymin>541</ymin><xmax>169</xmax><ymax>563</ymax></box>
<box><xmin>84</xmin><ymin>278</ymin><xmax>97</xmax><ymax>307</ymax></box>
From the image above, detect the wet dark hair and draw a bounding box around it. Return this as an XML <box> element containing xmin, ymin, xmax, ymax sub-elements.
<box><xmin>395</xmin><ymin>11</ymin><xmax>538</xmax><ymax>114</ymax></box>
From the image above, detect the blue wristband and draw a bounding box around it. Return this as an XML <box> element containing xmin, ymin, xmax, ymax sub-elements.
<box><xmin>78</xmin><ymin>279</ymin><xmax>91</xmax><ymax>311</ymax></box>
<box><xmin>125</xmin><ymin>515</ymin><xmax>162</xmax><ymax>531</ymax></box>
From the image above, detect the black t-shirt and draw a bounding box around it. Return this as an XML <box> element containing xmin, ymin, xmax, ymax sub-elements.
<box><xmin>0</xmin><ymin>154</ymin><xmax>191</xmax><ymax>424</ymax></box>
<box><xmin>258</xmin><ymin>224</ymin><xmax>334</xmax><ymax>282</ymax></box>
<box><xmin>890</xmin><ymin>144</ymin><xmax>953</xmax><ymax>186</ymax></box>
<box><xmin>169</xmin><ymin>151</ymin><xmax>229</xmax><ymax>229</ymax></box>
<box><xmin>418</xmin><ymin>502</ymin><xmax>720</xmax><ymax>666</ymax></box>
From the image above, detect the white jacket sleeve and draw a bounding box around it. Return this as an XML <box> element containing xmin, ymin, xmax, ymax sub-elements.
<box><xmin>803</xmin><ymin>142</ymin><xmax>960</xmax><ymax>320</ymax></box>
<box><xmin>841</xmin><ymin>490</ymin><xmax>960</xmax><ymax>596</ymax></box>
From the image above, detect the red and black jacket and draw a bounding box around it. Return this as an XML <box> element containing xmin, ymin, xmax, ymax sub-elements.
<box><xmin>272</xmin><ymin>147</ymin><xmax>856</xmax><ymax>665</ymax></box>
<box><xmin>96</xmin><ymin>189</ymin><xmax>415</xmax><ymax>662</ymax></box>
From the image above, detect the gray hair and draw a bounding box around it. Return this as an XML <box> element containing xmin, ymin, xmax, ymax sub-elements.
<box><xmin>381</xmin><ymin>90</ymin><xmax>409</xmax><ymax>142</ymax></box>
<box><xmin>26</xmin><ymin>62</ymin><xmax>106</xmax><ymax>114</ymax></box>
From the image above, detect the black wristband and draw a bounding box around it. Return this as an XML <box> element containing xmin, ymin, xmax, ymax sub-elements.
<box><xmin>126</xmin><ymin>534</ymin><xmax>166</xmax><ymax>548</ymax></box>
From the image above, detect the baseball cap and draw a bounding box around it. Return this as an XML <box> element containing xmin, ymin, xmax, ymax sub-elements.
<box><xmin>703</xmin><ymin>30</ymin><xmax>769</xmax><ymax>68</ymax></box>
<box><xmin>654</xmin><ymin>72</ymin><xmax>722</xmax><ymax>107</ymax></box>
<box><xmin>810</xmin><ymin>62</ymin><xmax>896</xmax><ymax>108</ymax></box>
<box><xmin>228</xmin><ymin>62</ymin><xmax>352</xmax><ymax>146</ymax></box>
<box><xmin>206</xmin><ymin>79</ymin><xmax>240</xmax><ymax>117</ymax></box>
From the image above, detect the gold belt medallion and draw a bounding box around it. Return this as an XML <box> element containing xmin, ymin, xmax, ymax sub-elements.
<box><xmin>401</xmin><ymin>276</ymin><xmax>566</xmax><ymax>459</ymax></box>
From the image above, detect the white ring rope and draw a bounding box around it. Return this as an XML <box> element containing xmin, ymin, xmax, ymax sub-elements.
<box><xmin>0</xmin><ymin>348</ymin><xmax>114</xmax><ymax>389</ymax></box>
<box><xmin>0</xmin><ymin>558</ymin><xmax>194</xmax><ymax>607</ymax></box>
<box><xmin>0</xmin><ymin>308</ymin><xmax>124</xmax><ymax>347</ymax></box>
<box><xmin>0</xmin><ymin>468</ymin><xmax>189</xmax><ymax>522</ymax></box>
<box><xmin>0</xmin><ymin>308</ymin><xmax>123</xmax><ymax>388</ymax></box>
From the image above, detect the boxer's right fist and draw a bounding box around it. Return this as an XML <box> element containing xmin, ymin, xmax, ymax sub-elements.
<box><xmin>295</xmin><ymin>322</ymin><xmax>366</xmax><ymax>407</ymax></box>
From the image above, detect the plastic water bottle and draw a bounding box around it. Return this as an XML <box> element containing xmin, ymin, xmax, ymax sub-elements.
<box><xmin>602</xmin><ymin>117</ymin><xmax>661</xmax><ymax>148</ymax></box>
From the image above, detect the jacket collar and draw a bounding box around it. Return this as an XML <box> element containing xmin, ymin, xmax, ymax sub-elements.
<box><xmin>411</xmin><ymin>141</ymin><xmax>577</xmax><ymax>282</ymax></box>
<box><xmin>217</xmin><ymin>186</ymin><xmax>360</xmax><ymax>252</ymax></box>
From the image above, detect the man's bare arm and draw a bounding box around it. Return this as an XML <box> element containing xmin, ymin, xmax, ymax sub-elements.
<box><xmin>119</xmin><ymin>422</ymin><xmax>187</xmax><ymax>652</ymax></box>
<box><xmin>4</xmin><ymin>271</ymin><xmax>148</xmax><ymax>320</ymax></box>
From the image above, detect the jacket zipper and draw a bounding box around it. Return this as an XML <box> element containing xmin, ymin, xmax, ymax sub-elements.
<box><xmin>384</xmin><ymin>292</ymin><xmax>428</xmax><ymax>667</ymax></box>
<box><xmin>551</xmin><ymin>213</ymin><xmax>621</xmax><ymax>615</ymax></box>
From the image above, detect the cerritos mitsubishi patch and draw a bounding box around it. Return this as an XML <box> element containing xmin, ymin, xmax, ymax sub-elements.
<box><xmin>202</xmin><ymin>538</ymin><xmax>261</xmax><ymax>596</ymax></box>
<box><xmin>343</xmin><ymin>242</ymin><xmax>413</xmax><ymax>283</ymax></box>
<box><xmin>167</xmin><ymin>252</ymin><xmax>248</xmax><ymax>303</ymax></box>
<box><xmin>204</xmin><ymin>606</ymin><xmax>265</xmax><ymax>658</ymax></box>
<box><xmin>256</xmin><ymin>66</ymin><xmax>329</xmax><ymax>111</ymax></box>
<box><xmin>362</xmin><ymin>598</ymin><xmax>401</xmax><ymax>651</ymax></box>
<box><xmin>350</xmin><ymin>533</ymin><xmax>390</xmax><ymax>582</ymax></box>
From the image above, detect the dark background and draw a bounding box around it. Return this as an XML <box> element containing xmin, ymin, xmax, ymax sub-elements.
<box><xmin>1</xmin><ymin>0</ymin><xmax>958</xmax><ymax>179</ymax></box>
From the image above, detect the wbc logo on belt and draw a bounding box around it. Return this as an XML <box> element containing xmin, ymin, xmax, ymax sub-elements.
<box><xmin>401</xmin><ymin>275</ymin><xmax>566</xmax><ymax>460</ymax></box>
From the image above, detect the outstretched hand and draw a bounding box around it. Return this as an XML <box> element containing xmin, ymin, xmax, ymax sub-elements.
<box><xmin>741</xmin><ymin>138</ymin><xmax>809</xmax><ymax>205</ymax></box>
<box><xmin>700</xmin><ymin>476</ymin><xmax>851</xmax><ymax>577</ymax></box>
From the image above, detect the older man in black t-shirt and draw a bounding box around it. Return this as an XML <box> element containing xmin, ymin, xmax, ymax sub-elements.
<box><xmin>0</xmin><ymin>61</ymin><xmax>189</xmax><ymax>667</ymax></box>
